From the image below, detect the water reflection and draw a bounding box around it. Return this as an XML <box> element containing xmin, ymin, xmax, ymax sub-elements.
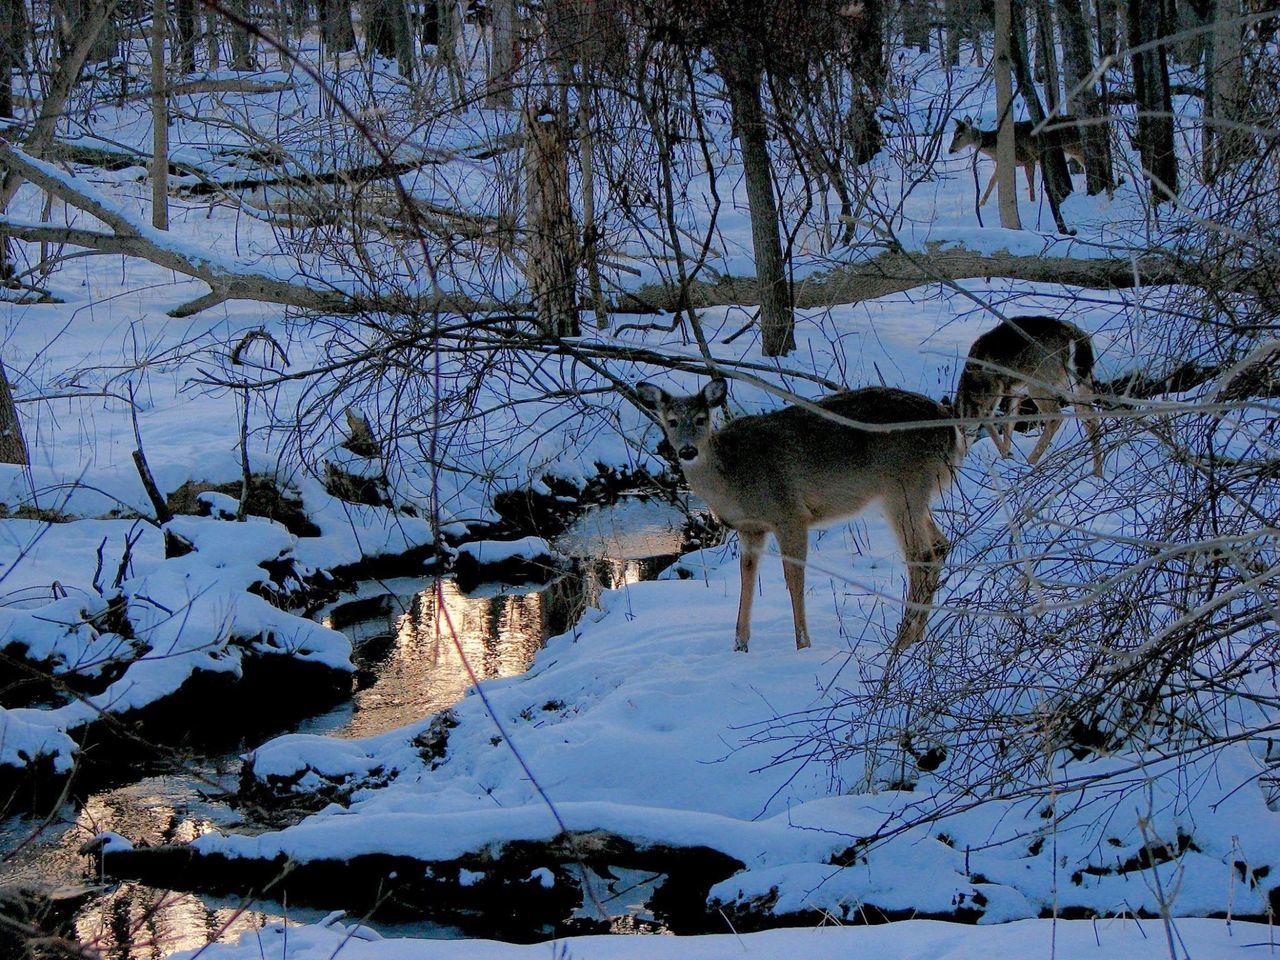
<box><xmin>1</xmin><ymin>496</ymin><xmax>696</xmax><ymax>958</ymax></box>
<box><xmin>0</xmin><ymin>767</ymin><xmax>301</xmax><ymax>960</ymax></box>
<box><xmin>329</xmin><ymin>555</ymin><xmax>679</xmax><ymax>741</ymax></box>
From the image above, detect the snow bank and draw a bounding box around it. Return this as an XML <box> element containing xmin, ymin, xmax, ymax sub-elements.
<box><xmin>175</xmin><ymin>915</ymin><xmax>1263</xmax><ymax>960</ymax></box>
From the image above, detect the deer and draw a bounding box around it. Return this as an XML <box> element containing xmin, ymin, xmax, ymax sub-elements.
<box><xmin>635</xmin><ymin>379</ymin><xmax>962</xmax><ymax>654</ymax></box>
<box><xmin>948</xmin><ymin>115</ymin><xmax>1085</xmax><ymax>206</ymax></box>
<box><xmin>954</xmin><ymin>315</ymin><xmax>1104</xmax><ymax>476</ymax></box>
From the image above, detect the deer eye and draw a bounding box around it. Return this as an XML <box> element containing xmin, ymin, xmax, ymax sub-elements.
<box><xmin>694</xmin><ymin>416</ymin><xmax>708</xmax><ymax>425</ymax></box>
<box><xmin>666</xmin><ymin>419</ymin><xmax>678</xmax><ymax>428</ymax></box>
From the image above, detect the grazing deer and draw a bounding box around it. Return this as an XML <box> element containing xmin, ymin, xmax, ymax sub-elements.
<box><xmin>635</xmin><ymin>379</ymin><xmax>961</xmax><ymax>653</ymax></box>
<box><xmin>955</xmin><ymin>315</ymin><xmax>1104</xmax><ymax>476</ymax></box>
<box><xmin>948</xmin><ymin>115</ymin><xmax>1085</xmax><ymax>206</ymax></box>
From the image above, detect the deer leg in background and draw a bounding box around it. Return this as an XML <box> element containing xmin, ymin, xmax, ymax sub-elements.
<box><xmin>1025</xmin><ymin>394</ymin><xmax>1064</xmax><ymax>464</ymax></box>
<box><xmin>775</xmin><ymin>523</ymin><xmax>812</xmax><ymax>650</ymax></box>
<box><xmin>888</xmin><ymin>493</ymin><xmax>949</xmax><ymax>652</ymax></box>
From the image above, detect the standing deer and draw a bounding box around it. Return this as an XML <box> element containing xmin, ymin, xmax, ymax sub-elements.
<box><xmin>948</xmin><ymin>115</ymin><xmax>1085</xmax><ymax>206</ymax></box>
<box><xmin>635</xmin><ymin>379</ymin><xmax>961</xmax><ymax>653</ymax></box>
<box><xmin>955</xmin><ymin>314</ymin><xmax>1104</xmax><ymax>476</ymax></box>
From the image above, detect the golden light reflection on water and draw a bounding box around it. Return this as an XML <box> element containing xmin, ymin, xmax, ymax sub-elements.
<box><xmin>335</xmin><ymin>556</ymin><xmax>673</xmax><ymax>740</ymax></box>
<box><xmin>2</xmin><ymin>773</ymin><xmax>302</xmax><ymax>960</ymax></box>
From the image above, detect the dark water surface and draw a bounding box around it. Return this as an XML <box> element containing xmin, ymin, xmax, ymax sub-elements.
<box><xmin>0</xmin><ymin>497</ymin><xmax>694</xmax><ymax>957</ymax></box>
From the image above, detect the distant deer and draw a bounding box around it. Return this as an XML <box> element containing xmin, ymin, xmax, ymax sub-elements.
<box><xmin>954</xmin><ymin>315</ymin><xmax>1104</xmax><ymax>476</ymax></box>
<box><xmin>948</xmin><ymin>115</ymin><xmax>1085</xmax><ymax>206</ymax></box>
<box><xmin>635</xmin><ymin>379</ymin><xmax>961</xmax><ymax>653</ymax></box>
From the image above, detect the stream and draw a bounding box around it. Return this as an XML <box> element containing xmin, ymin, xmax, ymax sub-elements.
<box><xmin>0</xmin><ymin>496</ymin><xmax>698</xmax><ymax>959</ymax></box>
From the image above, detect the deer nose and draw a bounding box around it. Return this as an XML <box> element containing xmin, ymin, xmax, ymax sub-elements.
<box><xmin>678</xmin><ymin>445</ymin><xmax>698</xmax><ymax>462</ymax></box>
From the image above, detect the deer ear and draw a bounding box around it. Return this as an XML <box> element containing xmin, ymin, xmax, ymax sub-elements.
<box><xmin>635</xmin><ymin>381</ymin><xmax>668</xmax><ymax>409</ymax></box>
<box><xmin>963</xmin><ymin>114</ymin><xmax>973</xmax><ymax>124</ymax></box>
<box><xmin>702</xmin><ymin>378</ymin><xmax>728</xmax><ymax>407</ymax></box>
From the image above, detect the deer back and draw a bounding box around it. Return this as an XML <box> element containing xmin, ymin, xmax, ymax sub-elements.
<box><xmin>689</xmin><ymin>388</ymin><xmax>958</xmax><ymax>528</ymax></box>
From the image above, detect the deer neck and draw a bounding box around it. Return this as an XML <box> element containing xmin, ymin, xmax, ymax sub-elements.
<box><xmin>680</xmin><ymin>439</ymin><xmax>753</xmax><ymax>527</ymax></box>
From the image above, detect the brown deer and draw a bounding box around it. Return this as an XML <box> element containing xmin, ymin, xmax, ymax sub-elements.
<box><xmin>635</xmin><ymin>380</ymin><xmax>961</xmax><ymax>653</ymax></box>
<box><xmin>954</xmin><ymin>315</ymin><xmax>1104</xmax><ymax>476</ymax></box>
<box><xmin>948</xmin><ymin>115</ymin><xmax>1085</xmax><ymax>206</ymax></box>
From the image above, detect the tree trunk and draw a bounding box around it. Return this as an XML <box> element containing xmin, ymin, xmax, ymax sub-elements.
<box><xmin>435</xmin><ymin>0</ymin><xmax>464</xmax><ymax>99</ymax></box>
<box><xmin>151</xmin><ymin>0</ymin><xmax>168</xmax><ymax>230</ymax></box>
<box><xmin>993</xmin><ymin>0</ymin><xmax>1022</xmax><ymax>229</ymax></box>
<box><xmin>0</xmin><ymin>0</ymin><xmax>117</xmax><ymax>209</ymax></box>
<box><xmin>1208</xmin><ymin>0</ymin><xmax>1249</xmax><ymax>178</ymax></box>
<box><xmin>66</xmin><ymin>0</ymin><xmax>118</xmax><ymax>63</ymax></box>
<box><xmin>723</xmin><ymin>66</ymin><xmax>794</xmax><ymax>356</ymax></box>
<box><xmin>904</xmin><ymin>0</ymin><xmax>931</xmax><ymax>51</ymax></box>
<box><xmin>205</xmin><ymin>8</ymin><xmax>220</xmax><ymax>68</ymax></box>
<box><xmin>364</xmin><ymin>0</ymin><xmax>400</xmax><ymax>60</ymax></box>
<box><xmin>0</xmin><ymin>0</ymin><xmax>26</xmax><ymax>119</ymax></box>
<box><xmin>578</xmin><ymin>74</ymin><xmax>608</xmax><ymax>329</ymax></box>
<box><xmin>1058</xmin><ymin>0</ymin><xmax>1114</xmax><ymax>193</ymax></box>
<box><xmin>322</xmin><ymin>0</ymin><xmax>355</xmax><ymax>50</ymax></box>
<box><xmin>392</xmin><ymin>0</ymin><xmax>415</xmax><ymax>78</ymax></box>
<box><xmin>1172</xmin><ymin>0</ymin><xmax>1208</xmax><ymax>65</ymax></box>
<box><xmin>1033</xmin><ymin>0</ymin><xmax>1061</xmax><ymax>110</ymax></box>
<box><xmin>174</xmin><ymin>0</ymin><xmax>197</xmax><ymax>72</ymax></box>
<box><xmin>486</xmin><ymin>0</ymin><xmax>514</xmax><ymax>107</ymax></box>
<box><xmin>943</xmin><ymin>0</ymin><xmax>962</xmax><ymax>66</ymax></box>
<box><xmin>228</xmin><ymin>0</ymin><xmax>258</xmax><ymax>70</ymax></box>
<box><xmin>1011</xmin><ymin>0</ymin><xmax>1071</xmax><ymax>229</ymax></box>
<box><xmin>0</xmin><ymin>357</ymin><xmax>28</xmax><ymax>466</ymax></box>
<box><xmin>523</xmin><ymin>104</ymin><xmax>579</xmax><ymax>338</ymax></box>
<box><xmin>1096</xmin><ymin>0</ymin><xmax>1118</xmax><ymax>55</ymax></box>
<box><xmin>1129</xmin><ymin>0</ymin><xmax>1178</xmax><ymax>204</ymax></box>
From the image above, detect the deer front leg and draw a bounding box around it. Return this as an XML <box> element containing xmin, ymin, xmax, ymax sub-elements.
<box><xmin>1024</xmin><ymin>161</ymin><xmax>1036</xmax><ymax>200</ymax></box>
<box><xmin>980</xmin><ymin>167</ymin><xmax>999</xmax><ymax>206</ymax></box>
<box><xmin>735</xmin><ymin>529</ymin><xmax>765</xmax><ymax>652</ymax></box>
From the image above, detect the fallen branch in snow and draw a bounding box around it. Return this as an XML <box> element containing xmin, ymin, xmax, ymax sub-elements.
<box><xmin>121</xmin><ymin>76</ymin><xmax>296</xmax><ymax>101</ymax></box>
<box><xmin>7</xmin><ymin>136</ymin><xmax>1271</xmax><ymax>323</ymax></box>
<box><xmin>614</xmin><ymin>241</ymin><xmax>1273</xmax><ymax>312</ymax></box>
<box><xmin>0</xmin><ymin>144</ymin><xmax>513</xmax><ymax>317</ymax></box>
<box><xmin>0</xmin><ymin>143</ymin><xmax>349</xmax><ymax>317</ymax></box>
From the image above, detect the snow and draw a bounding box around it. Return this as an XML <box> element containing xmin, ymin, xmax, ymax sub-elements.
<box><xmin>454</xmin><ymin>537</ymin><xmax>564</xmax><ymax>564</ymax></box>
<box><xmin>174</xmin><ymin>916</ymin><xmax>1269</xmax><ymax>960</ymax></box>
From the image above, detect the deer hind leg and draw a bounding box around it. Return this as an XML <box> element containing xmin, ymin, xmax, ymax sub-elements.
<box><xmin>888</xmin><ymin>493</ymin><xmax>950</xmax><ymax>653</ymax></box>
<box><xmin>979</xmin><ymin>395</ymin><xmax>1013</xmax><ymax>457</ymax></box>
<box><xmin>734</xmin><ymin>528</ymin><xmax>765</xmax><ymax>653</ymax></box>
<box><xmin>775</xmin><ymin>523</ymin><xmax>812</xmax><ymax>650</ymax></box>
<box><xmin>980</xmin><ymin>167</ymin><xmax>999</xmax><ymax>206</ymax></box>
<box><xmin>1074</xmin><ymin>381</ymin><xmax>1105</xmax><ymax>476</ymax></box>
<box><xmin>1025</xmin><ymin>394</ymin><xmax>1064</xmax><ymax>465</ymax></box>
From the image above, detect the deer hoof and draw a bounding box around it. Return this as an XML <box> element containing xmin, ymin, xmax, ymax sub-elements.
<box><xmin>734</xmin><ymin>640</ymin><xmax>749</xmax><ymax>653</ymax></box>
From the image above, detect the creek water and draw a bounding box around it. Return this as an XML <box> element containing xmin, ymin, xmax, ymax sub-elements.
<box><xmin>0</xmin><ymin>496</ymin><xmax>697</xmax><ymax>958</ymax></box>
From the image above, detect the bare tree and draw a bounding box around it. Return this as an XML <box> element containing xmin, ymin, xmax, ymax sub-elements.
<box><xmin>993</xmin><ymin>0</ymin><xmax>1022</xmax><ymax>227</ymax></box>
<box><xmin>152</xmin><ymin>0</ymin><xmax>169</xmax><ymax>231</ymax></box>
<box><xmin>1057</xmin><ymin>0</ymin><xmax>1115</xmax><ymax>194</ymax></box>
<box><xmin>0</xmin><ymin>357</ymin><xmax>27</xmax><ymax>465</ymax></box>
<box><xmin>0</xmin><ymin>0</ymin><xmax>28</xmax><ymax>119</ymax></box>
<box><xmin>321</xmin><ymin>0</ymin><xmax>357</xmax><ymax>51</ymax></box>
<box><xmin>1205</xmin><ymin>0</ymin><xmax>1250</xmax><ymax>179</ymax></box>
<box><xmin>1128</xmin><ymin>0</ymin><xmax>1178</xmax><ymax>203</ymax></box>
<box><xmin>174</xmin><ymin>0</ymin><xmax>197</xmax><ymax>72</ymax></box>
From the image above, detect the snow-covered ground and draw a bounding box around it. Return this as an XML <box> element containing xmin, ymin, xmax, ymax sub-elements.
<box><xmin>1</xmin><ymin>21</ymin><xmax>1275</xmax><ymax>960</ymax></box>
<box><xmin>177</xmin><ymin>915</ymin><xmax>1273</xmax><ymax>960</ymax></box>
